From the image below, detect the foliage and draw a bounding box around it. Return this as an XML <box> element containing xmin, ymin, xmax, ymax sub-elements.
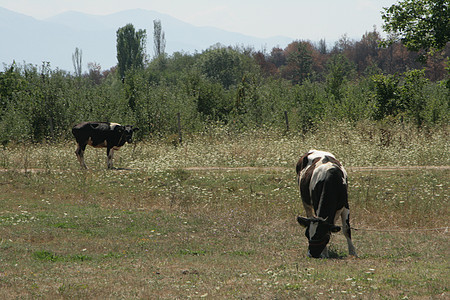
<box><xmin>382</xmin><ymin>0</ymin><xmax>450</xmax><ymax>54</ymax></box>
<box><xmin>153</xmin><ymin>19</ymin><xmax>166</xmax><ymax>58</ymax></box>
<box><xmin>282</xmin><ymin>41</ymin><xmax>314</xmax><ymax>84</ymax></box>
<box><xmin>72</xmin><ymin>47</ymin><xmax>82</xmax><ymax>77</ymax></box>
<box><xmin>195</xmin><ymin>45</ymin><xmax>258</xmax><ymax>89</ymax></box>
<box><xmin>368</xmin><ymin>69</ymin><xmax>448</xmax><ymax>125</ymax></box>
<box><xmin>116</xmin><ymin>24</ymin><xmax>147</xmax><ymax>80</ymax></box>
<box><xmin>370</xmin><ymin>73</ymin><xmax>401</xmax><ymax>121</ymax></box>
<box><xmin>400</xmin><ymin>69</ymin><xmax>429</xmax><ymax>125</ymax></box>
<box><xmin>0</xmin><ymin>26</ymin><xmax>449</xmax><ymax>144</ymax></box>
<box><xmin>325</xmin><ymin>54</ymin><xmax>356</xmax><ymax>101</ymax></box>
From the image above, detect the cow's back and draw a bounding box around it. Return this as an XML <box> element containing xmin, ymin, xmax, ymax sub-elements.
<box><xmin>73</xmin><ymin>122</ymin><xmax>111</xmax><ymax>132</ymax></box>
<box><xmin>311</xmin><ymin>163</ymin><xmax>348</xmax><ymax>218</ymax></box>
<box><xmin>298</xmin><ymin>150</ymin><xmax>348</xmax><ymax>216</ymax></box>
<box><xmin>73</xmin><ymin>122</ymin><xmax>110</xmax><ymax>138</ymax></box>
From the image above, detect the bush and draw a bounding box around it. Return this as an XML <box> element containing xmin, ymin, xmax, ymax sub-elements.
<box><xmin>0</xmin><ymin>46</ymin><xmax>448</xmax><ymax>144</ymax></box>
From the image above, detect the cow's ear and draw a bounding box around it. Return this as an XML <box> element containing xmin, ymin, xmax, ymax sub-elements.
<box><xmin>133</xmin><ymin>127</ymin><xmax>139</xmax><ymax>132</ymax></box>
<box><xmin>330</xmin><ymin>225</ymin><xmax>341</xmax><ymax>233</ymax></box>
<box><xmin>297</xmin><ymin>216</ymin><xmax>310</xmax><ymax>227</ymax></box>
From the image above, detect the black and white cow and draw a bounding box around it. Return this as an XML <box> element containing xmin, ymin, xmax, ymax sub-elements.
<box><xmin>72</xmin><ymin>122</ymin><xmax>139</xmax><ymax>169</ymax></box>
<box><xmin>296</xmin><ymin>150</ymin><xmax>357</xmax><ymax>258</ymax></box>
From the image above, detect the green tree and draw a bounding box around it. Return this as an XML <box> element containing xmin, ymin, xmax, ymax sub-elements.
<box><xmin>325</xmin><ymin>54</ymin><xmax>355</xmax><ymax>101</ymax></box>
<box><xmin>370</xmin><ymin>74</ymin><xmax>401</xmax><ymax>120</ymax></box>
<box><xmin>185</xmin><ymin>72</ymin><xmax>227</xmax><ymax>119</ymax></box>
<box><xmin>116</xmin><ymin>24</ymin><xmax>147</xmax><ymax>80</ymax></box>
<box><xmin>196</xmin><ymin>45</ymin><xmax>253</xmax><ymax>89</ymax></box>
<box><xmin>72</xmin><ymin>47</ymin><xmax>83</xmax><ymax>77</ymax></box>
<box><xmin>153</xmin><ymin>19</ymin><xmax>166</xmax><ymax>58</ymax></box>
<box><xmin>235</xmin><ymin>73</ymin><xmax>260</xmax><ymax>122</ymax></box>
<box><xmin>400</xmin><ymin>69</ymin><xmax>428</xmax><ymax>125</ymax></box>
<box><xmin>0</xmin><ymin>63</ymin><xmax>27</xmax><ymax>111</ymax></box>
<box><xmin>382</xmin><ymin>0</ymin><xmax>450</xmax><ymax>54</ymax></box>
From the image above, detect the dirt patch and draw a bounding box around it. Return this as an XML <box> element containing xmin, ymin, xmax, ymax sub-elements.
<box><xmin>347</xmin><ymin>165</ymin><xmax>450</xmax><ymax>172</ymax></box>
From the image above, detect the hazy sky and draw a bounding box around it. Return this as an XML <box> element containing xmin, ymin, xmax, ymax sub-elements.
<box><xmin>0</xmin><ymin>0</ymin><xmax>397</xmax><ymax>41</ymax></box>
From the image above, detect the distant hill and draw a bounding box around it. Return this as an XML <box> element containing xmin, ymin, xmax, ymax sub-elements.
<box><xmin>0</xmin><ymin>7</ymin><xmax>292</xmax><ymax>72</ymax></box>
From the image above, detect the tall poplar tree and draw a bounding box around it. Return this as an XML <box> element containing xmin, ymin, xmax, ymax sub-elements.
<box><xmin>116</xmin><ymin>24</ymin><xmax>147</xmax><ymax>79</ymax></box>
<box><xmin>153</xmin><ymin>19</ymin><xmax>166</xmax><ymax>58</ymax></box>
<box><xmin>72</xmin><ymin>47</ymin><xmax>82</xmax><ymax>77</ymax></box>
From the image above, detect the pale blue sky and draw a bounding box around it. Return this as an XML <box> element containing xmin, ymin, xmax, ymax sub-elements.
<box><xmin>0</xmin><ymin>0</ymin><xmax>397</xmax><ymax>41</ymax></box>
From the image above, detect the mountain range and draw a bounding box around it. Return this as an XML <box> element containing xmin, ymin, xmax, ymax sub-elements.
<box><xmin>0</xmin><ymin>7</ymin><xmax>293</xmax><ymax>72</ymax></box>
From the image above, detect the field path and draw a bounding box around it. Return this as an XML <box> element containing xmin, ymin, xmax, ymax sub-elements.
<box><xmin>1</xmin><ymin>165</ymin><xmax>449</xmax><ymax>173</ymax></box>
<box><xmin>182</xmin><ymin>165</ymin><xmax>450</xmax><ymax>172</ymax></box>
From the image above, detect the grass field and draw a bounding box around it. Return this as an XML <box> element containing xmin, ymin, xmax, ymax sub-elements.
<box><xmin>1</xmin><ymin>124</ymin><xmax>449</xmax><ymax>299</ymax></box>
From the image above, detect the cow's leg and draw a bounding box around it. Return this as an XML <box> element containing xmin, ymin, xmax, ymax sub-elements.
<box><xmin>107</xmin><ymin>147</ymin><xmax>114</xmax><ymax>169</ymax></box>
<box><xmin>341</xmin><ymin>208</ymin><xmax>357</xmax><ymax>257</ymax></box>
<box><xmin>75</xmin><ymin>143</ymin><xmax>88</xmax><ymax>169</ymax></box>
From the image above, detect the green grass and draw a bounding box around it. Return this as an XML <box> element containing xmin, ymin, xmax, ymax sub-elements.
<box><xmin>0</xmin><ymin>125</ymin><xmax>449</xmax><ymax>298</ymax></box>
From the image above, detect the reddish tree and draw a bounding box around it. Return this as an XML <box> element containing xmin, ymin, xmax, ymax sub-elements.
<box><xmin>253</xmin><ymin>51</ymin><xmax>278</xmax><ymax>77</ymax></box>
<box><xmin>282</xmin><ymin>41</ymin><xmax>319</xmax><ymax>84</ymax></box>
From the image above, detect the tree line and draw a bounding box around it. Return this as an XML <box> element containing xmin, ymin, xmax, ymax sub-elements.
<box><xmin>0</xmin><ymin>1</ymin><xmax>448</xmax><ymax>144</ymax></box>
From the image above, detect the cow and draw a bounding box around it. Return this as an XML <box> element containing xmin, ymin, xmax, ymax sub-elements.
<box><xmin>296</xmin><ymin>150</ymin><xmax>357</xmax><ymax>258</ymax></box>
<box><xmin>72</xmin><ymin>122</ymin><xmax>139</xmax><ymax>169</ymax></box>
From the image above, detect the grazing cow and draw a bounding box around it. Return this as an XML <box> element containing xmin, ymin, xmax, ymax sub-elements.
<box><xmin>72</xmin><ymin>122</ymin><xmax>139</xmax><ymax>169</ymax></box>
<box><xmin>296</xmin><ymin>150</ymin><xmax>357</xmax><ymax>258</ymax></box>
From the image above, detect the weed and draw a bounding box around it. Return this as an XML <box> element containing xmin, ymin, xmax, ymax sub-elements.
<box><xmin>32</xmin><ymin>251</ymin><xmax>92</xmax><ymax>262</ymax></box>
<box><xmin>70</xmin><ymin>254</ymin><xmax>92</xmax><ymax>262</ymax></box>
<box><xmin>51</xmin><ymin>222</ymin><xmax>78</xmax><ymax>229</ymax></box>
<box><xmin>32</xmin><ymin>250</ymin><xmax>61</xmax><ymax>262</ymax></box>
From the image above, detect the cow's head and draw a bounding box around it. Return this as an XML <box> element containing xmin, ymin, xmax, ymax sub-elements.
<box><xmin>115</xmin><ymin>125</ymin><xmax>139</xmax><ymax>144</ymax></box>
<box><xmin>297</xmin><ymin>216</ymin><xmax>341</xmax><ymax>258</ymax></box>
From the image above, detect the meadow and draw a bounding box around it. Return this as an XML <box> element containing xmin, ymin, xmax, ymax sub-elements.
<box><xmin>0</xmin><ymin>123</ymin><xmax>449</xmax><ymax>299</ymax></box>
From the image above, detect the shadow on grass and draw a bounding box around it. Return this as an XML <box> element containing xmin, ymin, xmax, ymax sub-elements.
<box><xmin>327</xmin><ymin>248</ymin><xmax>349</xmax><ymax>259</ymax></box>
<box><xmin>110</xmin><ymin>167</ymin><xmax>133</xmax><ymax>171</ymax></box>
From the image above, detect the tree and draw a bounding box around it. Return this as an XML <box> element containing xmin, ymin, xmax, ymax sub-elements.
<box><xmin>400</xmin><ymin>69</ymin><xmax>428</xmax><ymax>125</ymax></box>
<box><xmin>317</xmin><ymin>39</ymin><xmax>328</xmax><ymax>54</ymax></box>
<box><xmin>87</xmin><ymin>62</ymin><xmax>102</xmax><ymax>85</ymax></box>
<box><xmin>352</xmin><ymin>28</ymin><xmax>382</xmax><ymax>73</ymax></box>
<box><xmin>253</xmin><ymin>51</ymin><xmax>278</xmax><ymax>77</ymax></box>
<box><xmin>116</xmin><ymin>24</ymin><xmax>147</xmax><ymax>79</ymax></box>
<box><xmin>72</xmin><ymin>47</ymin><xmax>82</xmax><ymax>77</ymax></box>
<box><xmin>332</xmin><ymin>34</ymin><xmax>354</xmax><ymax>54</ymax></box>
<box><xmin>153</xmin><ymin>19</ymin><xmax>166</xmax><ymax>58</ymax></box>
<box><xmin>282</xmin><ymin>41</ymin><xmax>314</xmax><ymax>84</ymax></box>
<box><xmin>269</xmin><ymin>47</ymin><xmax>286</xmax><ymax>68</ymax></box>
<box><xmin>196</xmin><ymin>45</ymin><xmax>247</xmax><ymax>89</ymax></box>
<box><xmin>325</xmin><ymin>54</ymin><xmax>355</xmax><ymax>101</ymax></box>
<box><xmin>370</xmin><ymin>74</ymin><xmax>401</xmax><ymax>121</ymax></box>
<box><xmin>382</xmin><ymin>0</ymin><xmax>450</xmax><ymax>54</ymax></box>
